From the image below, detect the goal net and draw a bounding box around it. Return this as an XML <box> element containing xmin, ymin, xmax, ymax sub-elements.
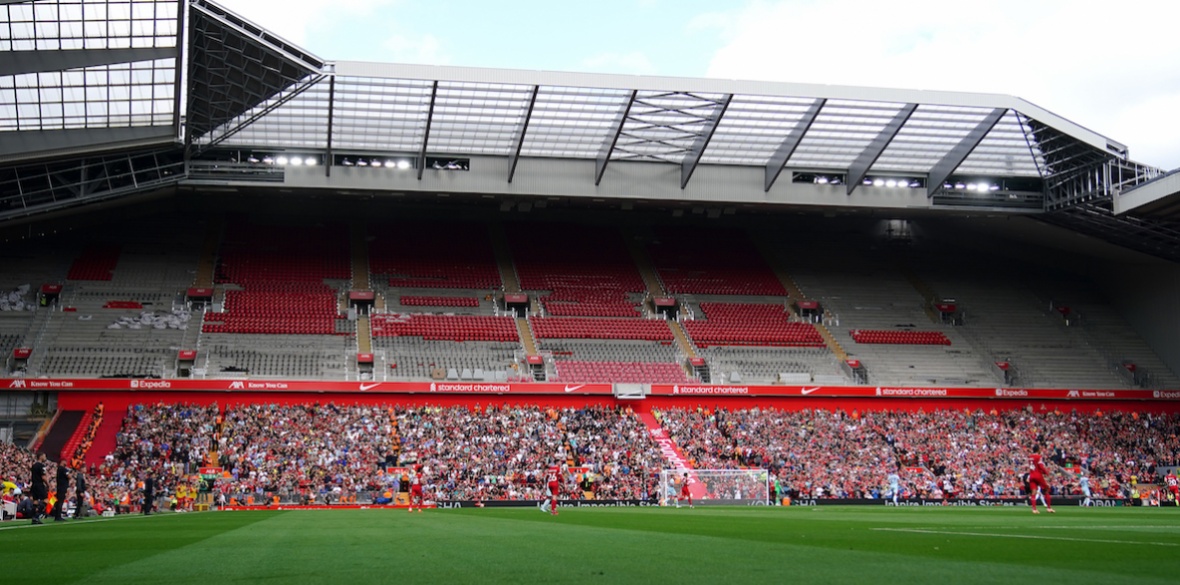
<box><xmin>658</xmin><ymin>469</ymin><xmax>771</xmax><ymax>506</ymax></box>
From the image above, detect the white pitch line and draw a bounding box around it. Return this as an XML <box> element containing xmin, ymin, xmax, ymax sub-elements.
<box><xmin>0</xmin><ymin>512</ymin><xmax>183</xmax><ymax>532</ymax></box>
<box><xmin>871</xmin><ymin>527</ymin><xmax>1179</xmax><ymax>547</ymax></box>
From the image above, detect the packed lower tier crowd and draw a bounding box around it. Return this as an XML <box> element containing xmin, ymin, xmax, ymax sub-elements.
<box><xmin>4</xmin><ymin>404</ymin><xmax>1180</xmax><ymax>518</ymax></box>
<box><xmin>655</xmin><ymin>406</ymin><xmax>1180</xmax><ymax>501</ymax></box>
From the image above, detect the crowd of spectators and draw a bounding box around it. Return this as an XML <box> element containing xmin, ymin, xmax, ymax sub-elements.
<box><xmin>6</xmin><ymin>402</ymin><xmax>1180</xmax><ymax>516</ymax></box>
<box><xmin>216</xmin><ymin>403</ymin><xmax>397</xmax><ymax>505</ymax></box>
<box><xmin>396</xmin><ymin>404</ymin><xmax>663</xmax><ymax>501</ymax></box>
<box><xmin>654</xmin><ymin>406</ymin><xmax>1180</xmax><ymax>501</ymax></box>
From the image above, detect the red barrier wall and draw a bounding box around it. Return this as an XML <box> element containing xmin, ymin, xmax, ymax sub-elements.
<box><xmin>55</xmin><ymin>391</ymin><xmax>1180</xmax><ymax>415</ymax></box>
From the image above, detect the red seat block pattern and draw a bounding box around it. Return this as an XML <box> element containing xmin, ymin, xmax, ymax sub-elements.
<box><xmin>550</xmin><ymin>361</ymin><xmax>690</xmax><ymax>384</ymax></box>
<box><xmin>203</xmin><ymin>222</ymin><xmax>349</xmax><ymax>335</ymax></box>
<box><xmin>850</xmin><ymin>330</ymin><xmax>951</xmax><ymax>345</ymax></box>
<box><xmin>371</xmin><ymin>314</ymin><xmax>519</xmax><ymax>342</ymax></box>
<box><xmin>400</xmin><ymin>296</ymin><xmax>480</xmax><ymax>308</ymax></box>
<box><xmin>67</xmin><ymin>245</ymin><xmax>120</xmax><ymax>281</ymax></box>
<box><xmin>530</xmin><ymin>317</ymin><xmax>673</xmax><ymax>341</ymax></box>
<box><xmin>371</xmin><ymin>222</ymin><xmax>502</xmax><ymax>290</ymax></box>
<box><xmin>508</xmin><ymin>223</ymin><xmax>646</xmax><ymax>318</ymax></box>
<box><xmin>684</xmin><ymin>303</ymin><xmax>824</xmax><ymax>347</ymax></box>
<box><xmin>648</xmin><ymin>227</ymin><xmax>786</xmax><ymax>296</ymax></box>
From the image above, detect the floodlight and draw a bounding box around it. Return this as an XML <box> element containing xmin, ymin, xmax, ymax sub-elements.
<box><xmin>276</xmin><ymin>156</ymin><xmax>289</xmax><ymax>166</ymax></box>
<box><xmin>247</xmin><ymin>155</ymin><xmax>260</xmax><ymax>164</ymax></box>
<box><xmin>954</xmin><ymin>182</ymin><xmax>966</xmax><ymax>190</ymax></box>
<box><xmin>262</xmin><ymin>156</ymin><xmax>274</xmax><ymax>164</ymax></box>
<box><xmin>384</xmin><ymin>160</ymin><xmax>397</xmax><ymax>168</ymax></box>
<box><xmin>989</xmin><ymin>184</ymin><xmax>1000</xmax><ymax>191</ymax></box>
<box><xmin>289</xmin><ymin>157</ymin><xmax>303</xmax><ymax>166</ymax></box>
<box><xmin>885</xmin><ymin>179</ymin><xmax>897</xmax><ymax>188</ymax></box>
<box><xmin>815</xmin><ymin>176</ymin><xmax>829</xmax><ymax>184</ymax></box>
<box><xmin>873</xmin><ymin>178</ymin><xmax>885</xmax><ymax>187</ymax></box>
<box><xmin>357</xmin><ymin>159</ymin><xmax>369</xmax><ymax>167</ymax></box>
<box><xmin>397</xmin><ymin>160</ymin><xmax>412</xmax><ymax>170</ymax></box>
<box><xmin>304</xmin><ymin>157</ymin><xmax>317</xmax><ymax>166</ymax></box>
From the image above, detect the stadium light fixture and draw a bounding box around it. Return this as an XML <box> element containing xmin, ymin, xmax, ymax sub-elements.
<box><xmin>885</xmin><ymin>179</ymin><xmax>897</xmax><ymax>188</ymax></box>
<box><xmin>954</xmin><ymin>182</ymin><xmax>966</xmax><ymax>190</ymax></box>
<box><xmin>873</xmin><ymin>178</ymin><xmax>885</xmax><ymax>187</ymax></box>
<box><xmin>289</xmin><ymin>157</ymin><xmax>303</xmax><ymax>166</ymax></box>
<box><xmin>247</xmin><ymin>154</ymin><xmax>260</xmax><ymax>164</ymax></box>
<box><xmin>276</xmin><ymin>156</ymin><xmax>289</xmax><ymax>166</ymax></box>
<box><xmin>341</xmin><ymin>158</ymin><xmax>354</xmax><ymax>166</ymax></box>
<box><xmin>989</xmin><ymin>184</ymin><xmax>1000</xmax><ymax>191</ymax></box>
<box><xmin>384</xmin><ymin>160</ymin><xmax>397</xmax><ymax>168</ymax></box>
<box><xmin>815</xmin><ymin>176</ymin><xmax>829</xmax><ymax>184</ymax></box>
<box><xmin>304</xmin><ymin>157</ymin><xmax>317</xmax><ymax>166</ymax></box>
<box><xmin>357</xmin><ymin>159</ymin><xmax>369</xmax><ymax>167</ymax></box>
<box><xmin>397</xmin><ymin>160</ymin><xmax>412</xmax><ymax>170</ymax></box>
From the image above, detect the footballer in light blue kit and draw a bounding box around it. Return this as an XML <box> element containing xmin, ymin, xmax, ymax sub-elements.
<box><xmin>1079</xmin><ymin>474</ymin><xmax>1093</xmax><ymax>507</ymax></box>
<box><xmin>887</xmin><ymin>471</ymin><xmax>901</xmax><ymax>505</ymax></box>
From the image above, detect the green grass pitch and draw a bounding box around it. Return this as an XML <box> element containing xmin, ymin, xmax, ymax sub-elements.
<box><xmin>3</xmin><ymin>506</ymin><xmax>1178</xmax><ymax>584</ymax></box>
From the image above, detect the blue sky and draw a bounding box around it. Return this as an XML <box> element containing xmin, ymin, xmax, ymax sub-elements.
<box><xmin>218</xmin><ymin>0</ymin><xmax>1180</xmax><ymax>170</ymax></box>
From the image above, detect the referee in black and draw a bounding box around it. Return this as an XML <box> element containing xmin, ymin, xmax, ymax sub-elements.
<box><xmin>30</xmin><ymin>452</ymin><xmax>48</xmax><ymax>525</ymax></box>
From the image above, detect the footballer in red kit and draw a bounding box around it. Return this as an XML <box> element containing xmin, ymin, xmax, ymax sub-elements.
<box><xmin>1166</xmin><ymin>471</ymin><xmax>1179</xmax><ymax>500</ymax></box>
<box><xmin>408</xmin><ymin>464</ymin><xmax>424</xmax><ymax>513</ymax></box>
<box><xmin>1028</xmin><ymin>451</ymin><xmax>1054</xmax><ymax>514</ymax></box>
<box><xmin>541</xmin><ymin>462</ymin><xmax>565</xmax><ymax>516</ymax></box>
<box><xmin>677</xmin><ymin>472</ymin><xmax>693</xmax><ymax>508</ymax></box>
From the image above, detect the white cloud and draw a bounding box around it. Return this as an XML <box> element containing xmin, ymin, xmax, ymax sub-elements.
<box><xmin>580</xmin><ymin>52</ymin><xmax>657</xmax><ymax>76</ymax></box>
<box><xmin>699</xmin><ymin>0</ymin><xmax>1180</xmax><ymax>169</ymax></box>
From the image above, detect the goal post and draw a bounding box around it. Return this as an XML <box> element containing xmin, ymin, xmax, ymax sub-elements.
<box><xmin>659</xmin><ymin>469</ymin><xmax>771</xmax><ymax>506</ymax></box>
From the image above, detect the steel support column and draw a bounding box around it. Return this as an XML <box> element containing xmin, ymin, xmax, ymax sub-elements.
<box><xmin>595</xmin><ymin>90</ymin><xmax>637</xmax><ymax>186</ymax></box>
<box><xmin>846</xmin><ymin>103</ymin><xmax>917</xmax><ymax>195</ymax></box>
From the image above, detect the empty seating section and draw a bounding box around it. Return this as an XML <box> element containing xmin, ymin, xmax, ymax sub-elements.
<box><xmin>204</xmin><ymin>290</ymin><xmax>342</xmax><ymax>335</ymax></box>
<box><xmin>700</xmin><ymin>346</ymin><xmax>835</xmax><ymax>383</ymax></box>
<box><xmin>541</xmin><ymin>340</ymin><xmax>679</xmax><ymax>363</ymax></box>
<box><xmin>850</xmin><ymin>330</ymin><xmax>950</xmax><ymax>345</ymax></box>
<box><xmin>371</xmin><ymin>314</ymin><xmax>518</xmax><ymax>342</ymax></box>
<box><xmin>647</xmin><ymin>227</ymin><xmax>785</xmax><ymax>296</ymax></box>
<box><xmin>203</xmin><ymin>335</ymin><xmax>351</xmax><ymax>379</ymax></box>
<box><xmin>685</xmin><ymin>303</ymin><xmax>823</xmax><ymax>347</ymax></box>
<box><xmin>373</xmin><ymin>338</ymin><xmax>517</xmax><ymax>381</ymax></box>
<box><xmin>66</xmin><ymin>245</ymin><xmax>120</xmax><ymax>281</ymax></box>
<box><xmin>551</xmin><ymin>361</ymin><xmax>690</xmax><ymax>383</ymax></box>
<box><xmin>531</xmin><ymin>317</ymin><xmax>673</xmax><ymax>341</ymax></box>
<box><xmin>508</xmin><ymin>223</ymin><xmax>645</xmax><ymax>317</ymax></box>
<box><xmin>370</xmin><ymin>222</ymin><xmax>501</xmax><ymax>290</ymax></box>
<box><xmin>399</xmin><ymin>295</ymin><xmax>480</xmax><ymax>308</ymax></box>
<box><xmin>40</xmin><ymin>349</ymin><xmax>169</xmax><ymax>377</ymax></box>
<box><xmin>205</xmin><ymin>222</ymin><xmax>349</xmax><ymax>335</ymax></box>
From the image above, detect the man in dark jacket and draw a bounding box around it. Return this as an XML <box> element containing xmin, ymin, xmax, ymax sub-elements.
<box><xmin>52</xmin><ymin>463</ymin><xmax>70</xmax><ymax>520</ymax></box>
<box><xmin>74</xmin><ymin>469</ymin><xmax>88</xmax><ymax>519</ymax></box>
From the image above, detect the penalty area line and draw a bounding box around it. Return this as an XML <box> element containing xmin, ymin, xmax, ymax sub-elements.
<box><xmin>870</xmin><ymin>527</ymin><xmax>1179</xmax><ymax>547</ymax></box>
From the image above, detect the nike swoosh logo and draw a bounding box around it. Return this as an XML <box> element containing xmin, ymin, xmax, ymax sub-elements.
<box><xmin>360</xmin><ymin>383</ymin><xmax>381</xmax><ymax>391</ymax></box>
<box><xmin>564</xmin><ymin>384</ymin><xmax>586</xmax><ymax>393</ymax></box>
<box><xmin>801</xmin><ymin>387</ymin><xmax>820</xmax><ymax>395</ymax></box>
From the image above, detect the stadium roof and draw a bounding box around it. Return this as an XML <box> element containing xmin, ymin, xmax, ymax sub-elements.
<box><xmin>2</xmin><ymin>0</ymin><xmax>1179</xmax><ymax>261</ymax></box>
